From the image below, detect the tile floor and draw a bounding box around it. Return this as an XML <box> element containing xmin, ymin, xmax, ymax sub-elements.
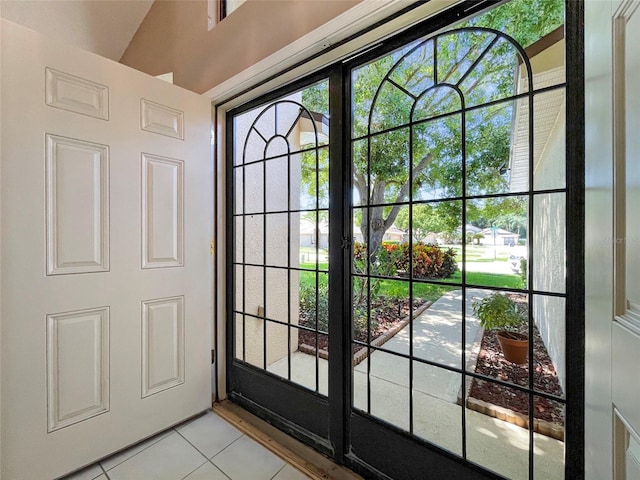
<box><xmin>62</xmin><ymin>410</ymin><xmax>311</xmax><ymax>480</ymax></box>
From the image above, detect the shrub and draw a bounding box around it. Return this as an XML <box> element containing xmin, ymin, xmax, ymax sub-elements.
<box><xmin>352</xmin><ymin>241</ymin><xmax>457</xmax><ymax>280</ymax></box>
<box><xmin>299</xmin><ymin>281</ymin><xmax>329</xmax><ymax>332</ymax></box>
<box><xmin>519</xmin><ymin>257</ymin><xmax>527</xmax><ymax>288</ymax></box>
<box><xmin>395</xmin><ymin>242</ymin><xmax>458</xmax><ymax>279</ymax></box>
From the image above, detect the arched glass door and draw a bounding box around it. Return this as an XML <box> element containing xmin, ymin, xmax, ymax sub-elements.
<box><xmin>347</xmin><ymin>16</ymin><xmax>569</xmax><ymax>479</ymax></box>
<box><xmin>227</xmin><ymin>1</ymin><xmax>581</xmax><ymax>478</ymax></box>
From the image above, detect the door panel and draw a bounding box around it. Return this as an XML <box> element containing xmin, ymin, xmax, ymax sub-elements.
<box><xmin>612</xmin><ymin>2</ymin><xmax>640</xmax><ymax>477</ymax></box>
<box><xmin>1</xmin><ymin>20</ymin><xmax>212</xmax><ymax>479</ymax></box>
<box><xmin>225</xmin><ymin>2</ymin><xmax>582</xmax><ymax>479</ymax></box>
<box><xmin>227</xmin><ymin>79</ymin><xmax>333</xmax><ymax>447</ymax></box>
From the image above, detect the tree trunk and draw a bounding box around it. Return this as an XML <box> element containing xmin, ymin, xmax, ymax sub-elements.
<box><xmin>354</xmin><ymin>154</ymin><xmax>433</xmax><ymax>260</ymax></box>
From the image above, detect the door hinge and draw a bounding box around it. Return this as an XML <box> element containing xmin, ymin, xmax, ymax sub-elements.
<box><xmin>341</xmin><ymin>236</ymin><xmax>352</xmax><ymax>249</ymax></box>
<box><xmin>210</xmin><ymin>240</ymin><xmax>215</xmax><ymax>255</ymax></box>
<box><xmin>211</xmin><ymin>349</ymin><xmax>215</xmax><ymax>364</ymax></box>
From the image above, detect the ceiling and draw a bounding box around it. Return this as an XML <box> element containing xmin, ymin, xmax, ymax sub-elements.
<box><xmin>0</xmin><ymin>0</ymin><xmax>154</xmax><ymax>61</ymax></box>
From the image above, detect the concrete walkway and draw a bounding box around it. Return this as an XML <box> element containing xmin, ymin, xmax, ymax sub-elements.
<box><xmin>268</xmin><ymin>289</ymin><xmax>565</xmax><ymax>480</ymax></box>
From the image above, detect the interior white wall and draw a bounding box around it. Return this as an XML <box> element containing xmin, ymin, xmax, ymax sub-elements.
<box><xmin>585</xmin><ymin>1</ymin><xmax>615</xmax><ymax>478</ymax></box>
<box><xmin>0</xmin><ymin>0</ymin><xmax>153</xmax><ymax>61</ymax></box>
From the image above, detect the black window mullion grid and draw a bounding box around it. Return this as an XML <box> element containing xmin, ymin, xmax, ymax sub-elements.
<box><xmin>527</xmin><ymin>72</ymin><xmax>536</xmax><ymax>480</ymax></box>
<box><xmin>328</xmin><ymin>63</ymin><xmax>349</xmax><ymax>460</ymax></box>
<box><xmin>345</xmin><ymin>21</ymin><xmax>571</xmax><ymax>480</ymax></box>
<box><xmin>315</xmin><ymin>146</ymin><xmax>320</xmax><ymax>394</ymax></box>
<box><xmin>455</xmin><ymin>34</ymin><xmax>500</xmax><ymax>89</ymax></box>
<box><xmin>242</xmin><ymin>164</ymin><xmax>247</xmax><ymax>362</ymax></box>
<box><xmin>564</xmin><ymin>2</ymin><xmax>585</xmax><ymax>476</ymax></box>
<box><xmin>333</xmin><ymin>187</ymin><xmax>567</xmax><ymax>211</ymax></box>
<box><xmin>226</xmin><ymin>4</ymin><xmax>582</xmax><ymax>477</ymax></box>
<box><xmin>350</xmin><ymin>82</ymin><xmax>567</xmax><ymax>144</ymax></box>
<box><xmin>366</xmin><ymin>134</ymin><xmax>372</xmax><ymax>415</ymax></box>
<box><xmin>263</xmin><ymin>159</ymin><xmax>268</xmax><ymax>371</ymax></box>
<box><xmin>347</xmin><ymin>338</ymin><xmax>566</xmax><ymax>403</ymax></box>
<box><xmin>242</xmin><ymin>144</ymin><xmax>328</xmax><ymax>168</ymax></box>
<box><xmin>434</xmin><ymin>36</ymin><xmax>438</xmax><ymax>84</ymax></box>
<box><xmin>408</xmin><ymin>120</ymin><xmax>414</xmax><ymax>435</ymax></box>
<box><xmin>287</xmin><ymin>130</ymin><xmax>292</xmax><ymax>383</ymax></box>
<box><xmin>461</xmin><ymin>93</ymin><xmax>468</xmax><ymax>461</ymax></box>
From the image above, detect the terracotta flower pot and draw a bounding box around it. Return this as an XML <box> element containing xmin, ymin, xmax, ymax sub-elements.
<box><xmin>496</xmin><ymin>331</ymin><xmax>528</xmax><ymax>364</ymax></box>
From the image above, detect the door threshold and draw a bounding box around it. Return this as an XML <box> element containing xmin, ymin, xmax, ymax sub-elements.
<box><xmin>213</xmin><ymin>401</ymin><xmax>363</xmax><ymax>480</ymax></box>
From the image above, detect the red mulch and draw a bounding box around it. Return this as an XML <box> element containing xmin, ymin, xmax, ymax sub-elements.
<box><xmin>468</xmin><ymin>324</ymin><xmax>565</xmax><ymax>425</ymax></box>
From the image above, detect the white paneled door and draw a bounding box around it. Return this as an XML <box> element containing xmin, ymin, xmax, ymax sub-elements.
<box><xmin>612</xmin><ymin>1</ymin><xmax>640</xmax><ymax>478</ymax></box>
<box><xmin>1</xmin><ymin>20</ymin><xmax>212</xmax><ymax>479</ymax></box>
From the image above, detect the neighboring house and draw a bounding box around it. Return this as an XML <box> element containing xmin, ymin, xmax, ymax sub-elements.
<box><xmin>478</xmin><ymin>227</ymin><xmax>520</xmax><ymax>246</ymax></box>
<box><xmin>352</xmin><ymin>224</ymin><xmax>407</xmax><ymax>244</ymax></box>
<box><xmin>299</xmin><ymin>219</ymin><xmax>329</xmax><ymax>249</ymax></box>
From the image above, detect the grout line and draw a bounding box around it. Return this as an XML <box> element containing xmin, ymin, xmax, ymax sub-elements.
<box><xmin>210</xmin><ymin>433</ymin><xmax>246</xmax><ymax>461</ymax></box>
<box><xmin>178</xmin><ymin>460</ymin><xmax>210</xmax><ymax>480</ymax></box>
<box><xmin>98</xmin><ymin>463</ymin><xmax>110</xmax><ymax>480</ymax></box>
<box><xmin>99</xmin><ymin>430</ymin><xmax>171</xmax><ymax>472</ymax></box>
<box><xmin>174</xmin><ymin>428</ymin><xmax>215</xmax><ymax>462</ymax></box>
<box><xmin>269</xmin><ymin>464</ymin><xmax>287</xmax><ymax>480</ymax></box>
<box><xmin>207</xmin><ymin>461</ymin><xmax>233</xmax><ymax>480</ymax></box>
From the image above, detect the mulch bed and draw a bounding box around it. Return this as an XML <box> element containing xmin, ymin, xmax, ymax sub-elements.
<box><xmin>468</xmin><ymin>324</ymin><xmax>565</xmax><ymax>428</ymax></box>
<box><xmin>297</xmin><ymin>297</ymin><xmax>425</xmax><ymax>356</ymax></box>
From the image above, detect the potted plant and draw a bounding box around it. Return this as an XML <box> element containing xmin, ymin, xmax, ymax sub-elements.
<box><xmin>472</xmin><ymin>292</ymin><xmax>528</xmax><ymax>364</ymax></box>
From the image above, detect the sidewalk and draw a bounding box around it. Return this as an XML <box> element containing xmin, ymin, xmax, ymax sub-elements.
<box><xmin>268</xmin><ymin>289</ymin><xmax>565</xmax><ymax>480</ymax></box>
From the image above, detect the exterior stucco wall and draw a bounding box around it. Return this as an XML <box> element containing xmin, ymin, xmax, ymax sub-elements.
<box><xmin>234</xmin><ymin>95</ymin><xmax>302</xmax><ymax>367</ymax></box>
<box><xmin>120</xmin><ymin>0</ymin><xmax>360</xmax><ymax>93</ymax></box>
<box><xmin>532</xmin><ymin>105</ymin><xmax>567</xmax><ymax>392</ymax></box>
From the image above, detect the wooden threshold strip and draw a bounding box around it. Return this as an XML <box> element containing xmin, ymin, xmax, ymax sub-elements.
<box><xmin>213</xmin><ymin>401</ymin><xmax>363</xmax><ymax>480</ymax></box>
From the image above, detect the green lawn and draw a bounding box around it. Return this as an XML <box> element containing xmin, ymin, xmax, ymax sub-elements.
<box><xmin>298</xmin><ymin>267</ymin><xmax>522</xmax><ymax>301</ymax></box>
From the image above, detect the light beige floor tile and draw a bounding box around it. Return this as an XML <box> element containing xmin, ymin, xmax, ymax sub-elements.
<box><xmin>271</xmin><ymin>464</ymin><xmax>311</xmax><ymax>480</ymax></box>
<box><xmin>107</xmin><ymin>432</ymin><xmax>207</xmax><ymax>480</ymax></box>
<box><xmin>182</xmin><ymin>461</ymin><xmax>230</xmax><ymax>480</ymax></box>
<box><xmin>100</xmin><ymin>430</ymin><xmax>172</xmax><ymax>471</ymax></box>
<box><xmin>212</xmin><ymin>435</ymin><xmax>285</xmax><ymax>480</ymax></box>
<box><xmin>60</xmin><ymin>463</ymin><xmax>103</xmax><ymax>480</ymax></box>
<box><xmin>177</xmin><ymin>411</ymin><xmax>243</xmax><ymax>458</ymax></box>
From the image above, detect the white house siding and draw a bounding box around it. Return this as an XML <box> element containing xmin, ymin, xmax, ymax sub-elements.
<box><xmin>532</xmin><ymin>101</ymin><xmax>567</xmax><ymax>393</ymax></box>
<box><xmin>234</xmin><ymin>94</ymin><xmax>301</xmax><ymax>367</ymax></box>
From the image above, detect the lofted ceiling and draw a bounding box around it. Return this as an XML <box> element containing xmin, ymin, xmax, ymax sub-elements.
<box><xmin>0</xmin><ymin>0</ymin><xmax>154</xmax><ymax>61</ymax></box>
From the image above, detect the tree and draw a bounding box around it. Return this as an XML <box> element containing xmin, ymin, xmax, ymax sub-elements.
<box><xmin>394</xmin><ymin>203</ymin><xmax>460</xmax><ymax>243</ymax></box>
<box><xmin>395</xmin><ymin>205</ymin><xmax>438</xmax><ymax>243</ymax></box>
<box><xmin>302</xmin><ymin>0</ymin><xmax>563</xmax><ymax>257</ymax></box>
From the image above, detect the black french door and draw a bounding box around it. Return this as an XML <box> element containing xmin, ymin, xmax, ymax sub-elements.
<box><xmin>226</xmin><ymin>1</ymin><xmax>583</xmax><ymax>479</ymax></box>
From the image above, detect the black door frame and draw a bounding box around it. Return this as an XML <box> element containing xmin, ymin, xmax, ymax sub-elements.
<box><xmin>224</xmin><ymin>1</ymin><xmax>584</xmax><ymax>478</ymax></box>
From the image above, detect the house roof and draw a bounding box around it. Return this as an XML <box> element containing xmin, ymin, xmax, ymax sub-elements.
<box><xmin>509</xmin><ymin>32</ymin><xmax>566</xmax><ymax>192</ymax></box>
<box><xmin>479</xmin><ymin>227</ymin><xmax>519</xmax><ymax>237</ymax></box>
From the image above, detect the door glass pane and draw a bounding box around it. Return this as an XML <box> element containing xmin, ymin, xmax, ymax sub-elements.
<box><xmin>232</xmin><ymin>79</ymin><xmax>330</xmax><ymax>396</ymax></box>
<box><xmin>349</xmin><ymin>0</ymin><xmax>566</xmax><ymax>478</ymax></box>
<box><xmin>413</xmin><ymin>364</ymin><xmax>463</xmax><ymax>455</ymax></box>
<box><xmin>533</xmin><ymin>193</ymin><xmax>566</xmax><ymax>293</ymax></box>
<box><xmin>466</xmin><ymin>197</ymin><xmax>528</xmax><ymax>290</ymax></box>
<box><xmin>465</xmin><ymin>382</ymin><xmax>531</xmax><ymax>479</ymax></box>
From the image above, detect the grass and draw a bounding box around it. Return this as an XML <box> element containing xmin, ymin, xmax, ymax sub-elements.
<box><xmin>298</xmin><ymin>266</ymin><xmax>523</xmax><ymax>302</ymax></box>
<box><xmin>300</xmin><ymin>262</ymin><xmax>329</xmax><ymax>270</ymax></box>
<box><xmin>300</xmin><ymin>247</ymin><xmax>328</xmax><ymax>254</ymax></box>
<box><xmin>471</xmin><ymin>257</ymin><xmax>510</xmax><ymax>263</ymax></box>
